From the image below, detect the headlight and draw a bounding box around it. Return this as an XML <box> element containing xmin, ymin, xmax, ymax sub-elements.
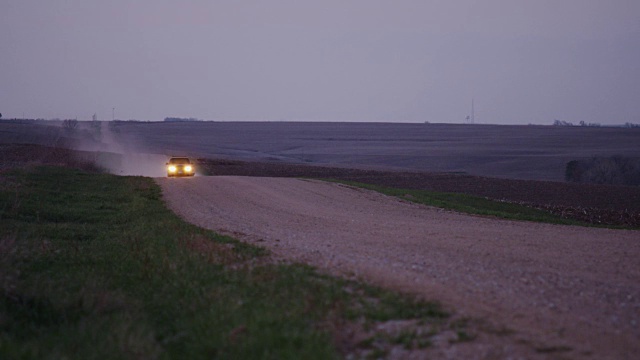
<box><xmin>168</xmin><ymin>165</ymin><xmax>177</xmax><ymax>172</ymax></box>
<box><xmin>185</xmin><ymin>165</ymin><xmax>193</xmax><ymax>172</ymax></box>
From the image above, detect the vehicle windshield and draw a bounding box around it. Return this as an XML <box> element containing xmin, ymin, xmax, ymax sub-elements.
<box><xmin>169</xmin><ymin>158</ymin><xmax>191</xmax><ymax>164</ymax></box>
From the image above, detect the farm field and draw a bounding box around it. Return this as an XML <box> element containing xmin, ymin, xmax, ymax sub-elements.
<box><xmin>116</xmin><ymin>121</ymin><xmax>640</xmax><ymax>182</ymax></box>
<box><xmin>3</xmin><ymin>120</ymin><xmax>640</xmax><ymax>181</ymax></box>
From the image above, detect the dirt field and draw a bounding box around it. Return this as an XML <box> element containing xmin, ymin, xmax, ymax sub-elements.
<box><xmin>3</xmin><ymin>120</ymin><xmax>640</xmax><ymax>182</ymax></box>
<box><xmin>113</xmin><ymin>121</ymin><xmax>640</xmax><ymax>181</ymax></box>
<box><xmin>158</xmin><ymin>175</ymin><xmax>640</xmax><ymax>359</ymax></box>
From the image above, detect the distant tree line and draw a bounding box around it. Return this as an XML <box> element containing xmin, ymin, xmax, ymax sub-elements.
<box><xmin>566</xmin><ymin>156</ymin><xmax>640</xmax><ymax>186</ymax></box>
<box><xmin>63</xmin><ymin>119</ymin><xmax>78</xmax><ymax>130</ymax></box>
<box><xmin>553</xmin><ymin>120</ymin><xmax>640</xmax><ymax>128</ymax></box>
<box><xmin>164</xmin><ymin>117</ymin><xmax>203</xmax><ymax>122</ymax></box>
<box><xmin>553</xmin><ymin>119</ymin><xmax>601</xmax><ymax>127</ymax></box>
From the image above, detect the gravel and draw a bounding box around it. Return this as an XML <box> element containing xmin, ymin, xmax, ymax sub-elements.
<box><xmin>199</xmin><ymin>158</ymin><xmax>640</xmax><ymax>227</ymax></box>
<box><xmin>158</xmin><ymin>175</ymin><xmax>640</xmax><ymax>359</ymax></box>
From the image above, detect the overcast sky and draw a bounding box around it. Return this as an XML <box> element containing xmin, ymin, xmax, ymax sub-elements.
<box><xmin>1</xmin><ymin>1</ymin><xmax>639</xmax><ymax>124</ymax></box>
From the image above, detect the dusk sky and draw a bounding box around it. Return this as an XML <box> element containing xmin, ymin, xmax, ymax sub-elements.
<box><xmin>2</xmin><ymin>1</ymin><xmax>639</xmax><ymax>124</ymax></box>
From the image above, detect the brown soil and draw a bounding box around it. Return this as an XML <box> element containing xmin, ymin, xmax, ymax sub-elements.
<box><xmin>0</xmin><ymin>143</ymin><xmax>102</xmax><ymax>172</ymax></box>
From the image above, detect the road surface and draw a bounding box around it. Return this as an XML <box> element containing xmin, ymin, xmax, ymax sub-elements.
<box><xmin>157</xmin><ymin>176</ymin><xmax>640</xmax><ymax>359</ymax></box>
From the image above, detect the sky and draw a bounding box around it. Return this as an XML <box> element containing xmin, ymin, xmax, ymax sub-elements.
<box><xmin>1</xmin><ymin>1</ymin><xmax>639</xmax><ymax>125</ymax></box>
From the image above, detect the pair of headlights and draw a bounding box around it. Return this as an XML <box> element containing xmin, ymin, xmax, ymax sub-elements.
<box><xmin>168</xmin><ymin>165</ymin><xmax>193</xmax><ymax>173</ymax></box>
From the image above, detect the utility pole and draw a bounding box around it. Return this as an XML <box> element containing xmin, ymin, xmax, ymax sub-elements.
<box><xmin>112</xmin><ymin>107</ymin><xmax>115</xmax><ymax>121</ymax></box>
<box><xmin>471</xmin><ymin>98</ymin><xmax>475</xmax><ymax>124</ymax></box>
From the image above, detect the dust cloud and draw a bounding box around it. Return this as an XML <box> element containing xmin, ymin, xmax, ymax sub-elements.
<box><xmin>74</xmin><ymin>121</ymin><xmax>169</xmax><ymax>177</ymax></box>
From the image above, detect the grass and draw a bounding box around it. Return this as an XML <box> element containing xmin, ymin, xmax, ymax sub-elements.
<box><xmin>325</xmin><ymin>180</ymin><xmax>594</xmax><ymax>227</ymax></box>
<box><xmin>0</xmin><ymin>166</ymin><xmax>455</xmax><ymax>359</ymax></box>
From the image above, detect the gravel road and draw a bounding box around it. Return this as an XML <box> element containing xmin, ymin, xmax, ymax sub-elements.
<box><xmin>157</xmin><ymin>176</ymin><xmax>640</xmax><ymax>359</ymax></box>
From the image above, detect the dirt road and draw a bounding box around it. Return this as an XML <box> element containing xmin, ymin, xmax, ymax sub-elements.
<box><xmin>157</xmin><ymin>176</ymin><xmax>640</xmax><ymax>359</ymax></box>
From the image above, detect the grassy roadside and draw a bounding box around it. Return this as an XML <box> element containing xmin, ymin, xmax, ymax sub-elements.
<box><xmin>0</xmin><ymin>166</ymin><xmax>465</xmax><ymax>359</ymax></box>
<box><xmin>325</xmin><ymin>180</ymin><xmax>596</xmax><ymax>227</ymax></box>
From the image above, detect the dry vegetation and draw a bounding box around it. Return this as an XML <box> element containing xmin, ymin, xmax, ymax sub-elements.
<box><xmin>566</xmin><ymin>156</ymin><xmax>640</xmax><ymax>186</ymax></box>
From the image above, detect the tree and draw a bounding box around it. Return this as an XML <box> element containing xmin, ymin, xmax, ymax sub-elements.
<box><xmin>63</xmin><ymin>119</ymin><xmax>78</xmax><ymax>130</ymax></box>
<box><xmin>553</xmin><ymin>119</ymin><xmax>574</xmax><ymax>126</ymax></box>
<box><xmin>566</xmin><ymin>156</ymin><xmax>640</xmax><ymax>186</ymax></box>
<box><xmin>0</xmin><ymin>113</ymin><xmax>2</xmax><ymax>119</ymax></box>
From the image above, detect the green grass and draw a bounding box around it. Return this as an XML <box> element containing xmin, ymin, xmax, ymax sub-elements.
<box><xmin>0</xmin><ymin>166</ymin><xmax>452</xmax><ymax>359</ymax></box>
<box><xmin>325</xmin><ymin>180</ymin><xmax>593</xmax><ymax>226</ymax></box>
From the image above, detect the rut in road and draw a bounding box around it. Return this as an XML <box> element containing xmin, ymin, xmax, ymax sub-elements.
<box><xmin>157</xmin><ymin>176</ymin><xmax>640</xmax><ymax>359</ymax></box>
